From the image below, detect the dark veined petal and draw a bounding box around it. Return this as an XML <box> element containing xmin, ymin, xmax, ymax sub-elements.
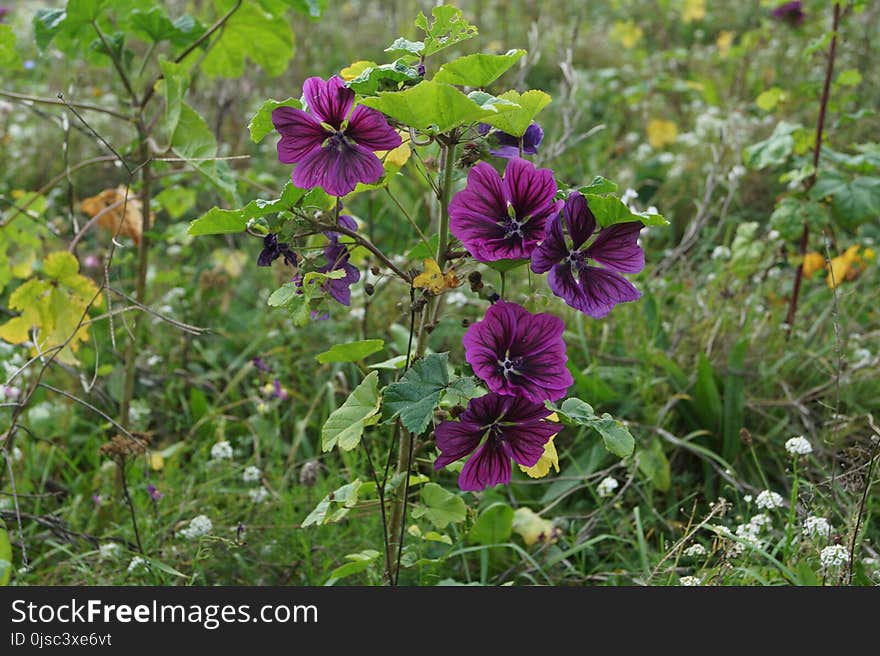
<box><xmin>530</xmin><ymin>214</ymin><xmax>568</xmax><ymax>274</ymax></box>
<box><xmin>302</xmin><ymin>76</ymin><xmax>354</xmax><ymax>128</ymax></box>
<box><xmin>434</xmin><ymin>418</ymin><xmax>484</xmax><ymax>469</ymax></box>
<box><xmin>586</xmin><ymin>222</ymin><xmax>645</xmax><ymax>274</ymax></box>
<box><xmin>501</xmin><ymin>423</ymin><xmax>558</xmax><ymax>468</ymax></box>
<box><xmin>337</xmin><ymin>214</ymin><xmax>358</xmax><ymax>232</ymax></box>
<box><xmin>548</xmin><ymin>263</ymin><xmax>590</xmax><ymax>313</ymax></box>
<box><xmin>449</xmin><ymin>163</ymin><xmax>510</xmax><ymax>261</ymax></box>
<box><xmin>502</xmin><ymin>157</ymin><xmax>559</xmax><ymax>222</ymax></box>
<box><xmin>462</xmin><ymin>301</ymin><xmax>518</xmax><ymax>387</ymax></box>
<box><xmin>324</xmin><ymin>262</ymin><xmax>360</xmax><ymax>306</ymax></box>
<box><xmin>563</xmin><ymin>191</ymin><xmax>596</xmax><ymax>250</ymax></box>
<box><xmin>576</xmin><ymin>265</ymin><xmax>642</xmax><ymax>318</ymax></box>
<box><xmin>345</xmin><ymin>105</ymin><xmax>402</xmax><ymax>151</ymax></box>
<box><xmin>272</xmin><ymin>106</ymin><xmax>327</xmax><ymax>164</ymax></box>
<box><xmin>459</xmin><ymin>442</ymin><xmax>511</xmax><ymax>491</ymax></box>
<box><xmin>292</xmin><ymin>142</ymin><xmax>384</xmax><ymax>197</ymax></box>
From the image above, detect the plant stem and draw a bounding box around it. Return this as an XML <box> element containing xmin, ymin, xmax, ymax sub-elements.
<box><xmin>785</xmin><ymin>2</ymin><xmax>841</xmax><ymax>338</ymax></box>
<box><xmin>119</xmin><ymin>126</ymin><xmax>152</xmax><ymax>428</ymax></box>
<box><xmin>385</xmin><ymin>138</ymin><xmax>458</xmax><ymax>584</ymax></box>
<box><xmin>784</xmin><ymin>460</ymin><xmax>799</xmax><ymax>558</ymax></box>
<box><xmin>119</xmin><ymin>460</ymin><xmax>144</xmax><ymax>554</ymax></box>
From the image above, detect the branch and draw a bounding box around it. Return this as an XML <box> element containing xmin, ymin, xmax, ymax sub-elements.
<box><xmin>0</xmin><ymin>89</ymin><xmax>133</xmax><ymax>121</ymax></box>
<box><xmin>140</xmin><ymin>0</ymin><xmax>244</xmax><ymax>108</ymax></box>
<box><xmin>331</xmin><ymin>225</ymin><xmax>412</xmax><ymax>283</ymax></box>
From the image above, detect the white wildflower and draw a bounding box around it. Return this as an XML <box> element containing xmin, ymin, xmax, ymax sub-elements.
<box><xmin>802</xmin><ymin>516</ymin><xmax>832</xmax><ymax>540</ymax></box>
<box><xmin>349</xmin><ymin>307</ymin><xmax>365</xmax><ymax>320</ymax></box>
<box><xmin>819</xmin><ymin>545</ymin><xmax>849</xmax><ymax>570</ymax></box>
<box><xmin>210</xmin><ymin>440</ymin><xmax>234</xmax><ymax>461</ymax></box>
<box><xmin>99</xmin><ymin>542</ymin><xmax>121</xmax><ymax>558</ymax></box>
<box><xmin>744</xmin><ymin>494</ymin><xmax>753</xmax><ymax>503</ymax></box>
<box><xmin>597</xmin><ymin>476</ymin><xmax>619</xmax><ymax>498</ymax></box>
<box><xmin>679</xmin><ymin>576</ymin><xmax>702</xmax><ymax>586</ymax></box>
<box><xmin>748</xmin><ymin>514</ymin><xmax>772</xmax><ymax>531</ymax></box>
<box><xmin>711</xmin><ymin>245</ymin><xmax>731</xmax><ymax>260</ymax></box>
<box><xmin>785</xmin><ymin>436</ymin><xmax>813</xmax><ymax>457</ymax></box>
<box><xmin>11</xmin><ymin>446</ymin><xmax>23</xmax><ymax>463</ymax></box>
<box><xmin>731</xmin><ymin>532</ymin><xmax>763</xmax><ymax>556</ymax></box>
<box><xmin>755</xmin><ymin>490</ymin><xmax>784</xmax><ymax>510</ymax></box>
<box><xmin>242</xmin><ymin>466</ymin><xmax>262</xmax><ymax>484</ymax></box>
<box><xmin>445</xmin><ymin>291</ymin><xmax>470</xmax><ymax>307</ymax></box>
<box><xmin>248</xmin><ymin>487</ymin><xmax>269</xmax><ymax>504</ymax></box>
<box><xmin>767</xmin><ymin>229</ymin><xmax>780</xmax><ymax>241</ymax></box>
<box><xmin>179</xmin><ymin>514</ymin><xmax>213</xmax><ymax>540</ymax></box>
<box><xmin>127</xmin><ymin>556</ymin><xmax>146</xmax><ymax>573</ymax></box>
<box><xmin>684</xmin><ymin>544</ymin><xmax>707</xmax><ymax>558</ymax></box>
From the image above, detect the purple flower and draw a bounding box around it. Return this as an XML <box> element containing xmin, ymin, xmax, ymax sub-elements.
<box><xmin>434</xmin><ymin>392</ymin><xmax>561</xmax><ymax>491</ymax></box>
<box><xmin>257</xmin><ymin>233</ymin><xmax>297</xmax><ymax>267</ymax></box>
<box><xmin>147</xmin><ymin>484</ymin><xmax>163</xmax><ymax>501</ymax></box>
<box><xmin>315</xmin><ymin>214</ymin><xmax>360</xmax><ymax>306</ymax></box>
<box><xmin>272</xmin><ymin>76</ymin><xmax>401</xmax><ymax>197</ymax></box>
<box><xmin>0</xmin><ymin>8</ymin><xmax>9</xmax><ymax>22</ymax></box>
<box><xmin>531</xmin><ymin>192</ymin><xmax>644</xmax><ymax>318</ymax></box>
<box><xmin>772</xmin><ymin>1</ymin><xmax>805</xmax><ymax>26</ymax></box>
<box><xmin>463</xmin><ymin>300</ymin><xmax>573</xmax><ymax>403</ymax></box>
<box><xmin>478</xmin><ymin>122</ymin><xmax>544</xmax><ymax>159</ymax></box>
<box><xmin>252</xmin><ymin>357</ymin><xmax>272</xmax><ymax>372</ymax></box>
<box><xmin>92</xmin><ymin>494</ymin><xmax>103</xmax><ymax>506</ymax></box>
<box><xmin>449</xmin><ymin>158</ymin><xmax>561</xmax><ymax>262</ymax></box>
<box><xmin>270</xmin><ymin>379</ymin><xmax>289</xmax><ymax>400</ymax></box>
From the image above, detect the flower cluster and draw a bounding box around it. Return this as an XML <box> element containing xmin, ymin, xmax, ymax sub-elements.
<box><xmin>179</xmin><ymin>515</ymin><xmax>213</xmax><ymax>540</ymax></box>
<box><xmin>802</xmin><ymin>515</ymin><xmax>832</xmax><ymax>541</ymax></box>
<box><xmin>785</xmin><ymin>435</ymin><xmax>812</xmax><ymax>457</ymax></box>
<box><xmin>819</xmin><ymin>544</ymin><xmax>849</xmax><ymax>570</ymax></box>
<box><xmin>755</xmin><ymin>490</ymin><xmax>784</xmax><ymax>510</ymax></box>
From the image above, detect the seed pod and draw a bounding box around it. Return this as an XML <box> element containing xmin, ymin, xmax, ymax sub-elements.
<box><xmin>299</xmin><ymin>460</ymin><xmax>320</xmax><ymax>488</ymax></box>
<box><xmin>364</xmin><ymin>283</ymin><xmax>375</xmax><ymax>296</ymax></box>
<box><xmin>370</xmin><ymin>265</ymin><xmax>380</xmax><ymax>276</ymax></box>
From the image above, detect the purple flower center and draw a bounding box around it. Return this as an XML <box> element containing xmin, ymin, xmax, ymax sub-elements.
<box><xmin>496</xmin><ymin>354</ymin><xmax>524</xmax><ymax>379</ymax></box>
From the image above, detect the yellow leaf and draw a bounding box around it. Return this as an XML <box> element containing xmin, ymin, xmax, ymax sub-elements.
<box><xmin>827</xmin><ymin>254</ymin><xmax>850</xmax><ymax>288</ymax></box>
<box><xmin>646</xmin><ymin>119</ymin><xmax>678</xmax><ymax>149</ymax></box>
<box><xmin>149</xmin><ymin>452</ymin><xmax>165</xmax><ymax>471</ymax></box>
<box><xmin>683</xmin><ymin>0</ymin><xmax>707</xmax><ymax>22</ymax></box>
<box><xmin>80</xmin><ymin>186</ymin><xmax>144</xmax><ymax>245</ymax></box>
<box><xmin>802</xmin><ymin>252</ymin><xmax>826</xmax><ymax>278</ymax></box>
<box><xmin>520</xmin><ymin>432</ymin><xmax>560</xmax><ymax>479</ymax></box>
<box><xmin>376</xmin><ymin>130</ymin><xmax>411</xmax><ymax>169</ymax></box>
<box><xmin>716</xmin><ymin>30</ymin><xmax>734</xmax><ymax>57</ymax></box>
<box><xmin>611</xmin><ymin>20</ymin><xmax>643</xmax><ymax>49</ymax></box>
<box><xmin>412</xmin><ymin>258</ymin><xmax>460</xmax><ymax>294</ymax></box>
<box><xmin>340</xmin><ymin>60</ymin><xmax>376</xmax><ymax>82</ymax></box>
<box><xmin>512</xmin><ymin>507</ymin><xmax>558</xmax><ymax>547</ymax></box>
<box><xmin>0</xmin><ymin>316</ymin><xmax>32</xmax><ymax>344</ymax></box>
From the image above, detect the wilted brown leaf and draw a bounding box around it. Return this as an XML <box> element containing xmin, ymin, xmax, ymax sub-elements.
<box><xmin>80</xmin><ymin>186</ymin><xmax>144</xmax><ymax>244</ymax></box>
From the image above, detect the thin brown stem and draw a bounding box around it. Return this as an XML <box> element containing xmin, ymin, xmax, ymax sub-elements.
<box><xmin>785</xmin><ymin>2</ymin><xmax>841</xmax><ymax>338</ymax></box>
<box><xmin>91</xmin><ymin>21</ymin><xmax>138</xmax><ymax>106</ymax></box>
<box><xmin>0</xmin><ymin>89</ymin><xmax>132</xmax><ymax>121</ymax></box>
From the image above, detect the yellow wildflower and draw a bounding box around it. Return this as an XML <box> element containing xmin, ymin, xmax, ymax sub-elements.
<box><xmin>801</xmin><ymin>252</ymin><xmax>826</xmax><ymax>278</ymax></box>
<box><xmin>716</xmin><ymin>31</ymin><xmax>734</xmax><ymax>57</ymax></box>
<box><xmin>683</xmin><ymin>0</ymin><xmax>707</xmax><ymax>23</ymax></box>
<box><xmin>611</xmin><ymin>20</ymin><xmax>643</xmax><ymax>49</ymax></box>
<box><xmin>647</xmin><ymin>119</ymin><xmax>678</xmax><ymax>149</ymax></box>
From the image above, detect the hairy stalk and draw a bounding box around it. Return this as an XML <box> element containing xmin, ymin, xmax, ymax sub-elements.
<box><xmin>119</xmin><ymin>460</ymin><xmax>144</xmax><ymax>554</ymax></box>
<box><xmin>785</xmin><ymin>2</ymin><xmax>841</xmax><ymax>338</ymax></box>
<box><xmin>386</xmin><ymin>138</ymin><xmax>458</xmax><ymax>584</ymax></box>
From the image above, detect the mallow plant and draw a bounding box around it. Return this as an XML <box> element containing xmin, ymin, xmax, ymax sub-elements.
<box><xmin>191</xmin><ymin>5</ymin><xmax>667</xmax><ymax>584</ymax></box>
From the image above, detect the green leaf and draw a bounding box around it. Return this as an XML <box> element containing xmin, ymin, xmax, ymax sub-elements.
<box><xmin>385</xmin><ymin>37</ymin><xmax>424</xmax><ymax>56</ymax></box>
<box><xmin>769</xmin><ymin>197</ymin><xmax>828</xmax><ymax>241</ymax></box>
<box><xmin>479</xmin><ymin>89</ymin><xmax>551</xmax><ymax>137</ymax></box>
<box><xmin>590</xmin><ymin>414</ymin><xmax>636</xmax><ymax>458</ymax></box>
<box><xmin>316</xmin><ymin>339</ymin><xmax>385</xmax><ymax>364</ymax></box>
<box><xmin>321</xmin><ymin>372</ymin><xmax>381</xmax><ymax>452</ymax></box>
<box><xmin>756</xmin><ymin>87</ymin><xmax>785</xmax><ymax>111</ymax></box>
<box><xmin>201</xmin><ymin>0</ymin><xmax>294</xmax><ymax>78</ymax></box>
<box><xmin>694</xmin><ymin>354</ymin><xmax>722</xmax><ymax>433</ymax></box>
<box><xmin>486</xmin><ymin>258</ymin><xmax>529</xmax><ymax>273</ymax></box>
<box><xmin>128</xmin><ymin>6</ymin><xmax>178</xmax><ymax>43</ymax></box>
<box><xmin>302</xmin><ymin>479</ymin><xmax>363</xmax><ymax>526</ymax></box>
<box><xmin>33</xmin><ymin>8</ymin><xmax>69</xmax><ymax>51</ymax></box>
<box><xmin>0</xmin><ymin>518</ymin><xmax>11</xmax><ymax>586</ymax></box>
<box><xmin>411</xmin><ymin>483</ymin><xmax>467</xmax><ymax>529</ymax></box>
<box><xmin>267</xmin><ymin>282</ymin><xmax>300</xmax><ymax>307</ymax></box>
<box><xmin>360</xmin><ymin>81</ymin><xmax>519</xmax><ymax>134</ymax></box>
<box><xmin>434</xmin><ymin>50</ymin><xmax>525</xmax><ymax>87</ymax></box>
<box><xmin>558</xmin><ymin>397</ymin><xmax>596</xmax><ymax>423</ymax></box>
<box><xmin>836</xmin><ymin>68</ymin><xmax>862</xmax><ymax>87</ymax></box>
<box><xmin>469</xmin><ymin>502</ymin><xmax>514</xmax><ymax>545</ymax></box>
<box><xmin>170</xmin><ymin>102</ymin><xmax>236</xmax><ymax>202</ymax></box>
<box><xmin>810</xmin><ymin>172</ymin><xmax>880</xmax><ymax>229</ymax></box>
<box><xmin>0</xmin><ymin>25</ymin><xmax>22</xmax><ymax>70</ymax></box>
<box><xmin>743</xmin><ymin>121</ymin><xmax>799</xmax><ymax>170</ymax></box>
<box><xmin>153</xmin><ymin>187</ymin><xmax>196</xmax><ymax>219</ymax></box>
<box><xmin>415</xmin><ymin>5</ymin><xmax>478</xmax><ymax>57</ymax></box>
<box><xmin>580</xmin><ymin>176</ymin><xmax>618</xmax><ymax>195</ymax></box>
<box><xmin>249</xmin><ymin>97</ymin><xmax>302</xmax><ymax>143</ymax></box>
<box><xmin>159</xmin><ymin>59</ymin><xmax>190</xmax><ymax>138</ymax></box>
<box><xmin>66</xmin><ymin>0</ymin><xmax>108</xmax><ymax>23</ymax></box>
<box><xmin>585</xmin><ymin>194</ymin><xmax>668</xmax><ymax>228</ymax></box>
<box><xmin>637</xmin><ymin>439</ymin><xmax>670</xmax><ymax>491</ymax></box>
<box><xmin>383</xmin><ymin>353</ymin><xmax>449</xmax><ymax>434</ymax></box>
<box><xmin>347</xmin><ymin>60</ymin><xmax>421</xmax><ymax>95</ymax></box>
<box><xmin>325</xmin><ymin>550</ymin><xmax>380</xmax><ymax>585</ymax></box>
<box><xmin>187</xmin><ymin>207</ymin><xmax>247</xmax><ymax>236</ymax></box>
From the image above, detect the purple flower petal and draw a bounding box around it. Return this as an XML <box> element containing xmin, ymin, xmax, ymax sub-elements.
<box><xmin>459</xmin><ymin>442</ymin><xmax>511</xmax><ymax>491</ymax></box>
<box><xmin>292</xmin><ymin>141</ymin><xmax>385</xmax><ymax>197</ymax></box>
<box><xmin>562</xmin><ymin>191</ymin><xmax>596</xmax><ymax>250</ymax></box>
<box><xmin>324</xmin><ymin>262</ymin><xmax>360</xmax><ymax>306</ymax></box>
<box><xmin>586</xmin><ymin>221</ymin><xmax>645</xmax><ymax>274</ymax></box>
<box><xmin>530</xmin><ymin>214</ymin><xmax>568</xmax><ymax>274</ymax></box>
<box><xmin>302</xmin><ymin>76</ymin><xmax>353</xmax><ymax>128</ymax></box>
<box><xmin>345</xmin><ymin>105</ymin><xmax>402</xmax><ymax>151</ymax></box>
<box><xmin>576</xmin><ymin>265</ymin><xmax>642</xmax><ymax>318</ymax></box>
<box><xmin>548</xmin><ymin>263</ymin><xmax>588</xmax><ymax>312</ymax></box>
<box><xmin>503</xmin><ymin>157</ymin><xmax>559</xmax><ymax>225</ymax></box>
<box><xmin>272</xmin><ymin>106</ymin><xmax>328</xmax><ymax>163</ymax></box>
<box><xmin>434</xmin><ymin>418</ymin><xmax>484</xmax><ymax>469</ymax></box>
